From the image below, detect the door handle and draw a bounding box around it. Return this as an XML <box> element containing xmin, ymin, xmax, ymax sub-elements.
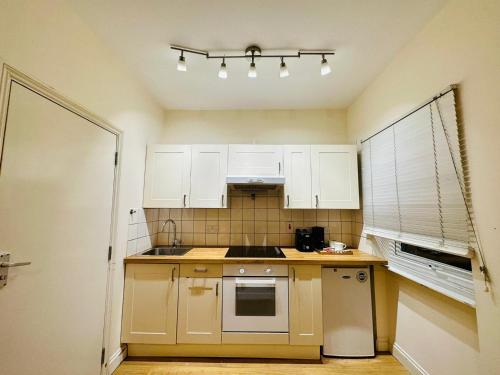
<box><xmin>183</xmin><ymin>194</ymin><xmax>187</xmax><ymax>207</ymax></box>
<box><xmin>171</xmin><ymin>267</ymin><xmax>176</xmax><ymax>282</ymax></box>
<box><xmin>292</xmin><ymin>267</ymin><xmax>296</xmax><ymax>282</ymax></box>
<box><xmin>287</xmin><ymin>195</ymin><xmax>290</xmax><ymax>207</ymax></box>
<box><xmin>194</xmin><ymin>268</ymin><xmax>208</xmax><ymax>273</ymax></box>
<box><xmin>216</xmin><ymin>282</ymin><xmax>219</xmax><ymax>297</ymax></box>
<box><xmin>0</xmin><ymin>261</ymin><xmax>31</xmax><ymax>268</ymax></box>
<box><xmin>0</xmin><ymin>252</ymin><xmax>31</xmax><ymax>288</ymax></box>
<box><xmin>221</xmin><ymin>194</ymin><xmax>224</xmax><ymax>207</ymax></box>
<box><xmin>278</xmin><ymin>162</ymin><xmax>281</xmax><ymax>175</ymax></box>
<box><xmin>315</xmin><ymin>195</ymin><xmax>319</xmax><ymax>208</ymax></box>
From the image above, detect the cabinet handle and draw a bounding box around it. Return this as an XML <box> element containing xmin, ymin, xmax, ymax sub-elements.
<box><xmin>171</xmin><ymin>267</ymin><xmax>176</xmax><ymax>282</ymax></box>
<box><xmin>287</xmin><ymin>195</ymin><xmax>290</xmax><ymax>207</ymax></box>
<box><xmin>315</xmin><ymin>195</ymin><xmax>319</xmax><ymax>208</ymax></box>
<box><xmin>292</xmin><ymin>267</ymin><xmax>296</xmax><ymax>282</ymax></box>
<box><xmin>221</xmin><ymin>194</ymin><xmax>224</xmax><ymax>207</ymax></box>
<box><xmin>183</xmin><ymin>194</ymin><xmax>187</xmax><ymax>207</ymax></box>
<box><xmin>216</xmin><ymin>282</ymin><xmax>219</xmax><ymax>297</ymax></box>
<box><xmin>194</xmin><ymin>267</ymin><xmax>208</xmax><ymax>273</ymax></box>
<box><xmin>278</xmin><ymin>162</ymin><xmax>281</xmax><ymax>174</ymax></box>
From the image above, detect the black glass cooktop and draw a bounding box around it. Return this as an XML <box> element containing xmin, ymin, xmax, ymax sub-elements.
<box><xmin>225</xmin><ymin>246</ymin><xmax>286</xmax><ymax>258</ymax></box>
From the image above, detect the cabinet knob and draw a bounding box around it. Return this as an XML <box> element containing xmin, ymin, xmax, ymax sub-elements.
<box><xmin>239</xmin><ymin>268</ymin><xmax>245</xmax><ymax>274</ymax></box>
<box><xmin>265</xmin><ymin>268</ymin><xmax>272</xmax><ymax>273</ymax></box>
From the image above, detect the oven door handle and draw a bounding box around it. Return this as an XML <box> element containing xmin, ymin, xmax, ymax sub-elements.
<box><xmin>235</xmin><ymin>278</ymin><xmax>276</xmax><ymax>288</ymax></box>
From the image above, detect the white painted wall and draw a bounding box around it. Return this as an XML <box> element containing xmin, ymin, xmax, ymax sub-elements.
<box><xmin>347</xmin><ymin>0</ymin><xmax>499</xmax><ymax>373</ymax></box>
<box><xmin>162</xmin><ymin>109</ymin><xmax>347</xmax><ymax>144</ymax></box>
<box><xmin>0</xmin><ymin>0</ymin><xmax>164</xmax><ymax>367</ymax></box>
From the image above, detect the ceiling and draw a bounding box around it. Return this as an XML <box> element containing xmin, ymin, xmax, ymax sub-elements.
<box><xmin>67</xmin><ymin>0</ymin><xmax>446</xmax><ymax>110</ymax></box>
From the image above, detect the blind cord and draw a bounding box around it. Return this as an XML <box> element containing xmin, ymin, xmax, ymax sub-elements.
<box><xmin>435</xmin><ymin>96</ymin><xmax>489</xmax><ymax>292</ymax></box>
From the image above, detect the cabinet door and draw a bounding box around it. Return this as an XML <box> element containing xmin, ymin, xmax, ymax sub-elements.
<box><xmin>284</xmin><ymin>145</ymin><xmax>312</xmax><ymax>208</ymax></box>
<box><xmin>190</xmin><ymin>145</ymin><xmax>228</xmax><ymax>208</ymax></box>
<box><xmin>289</xmin><ymin>265</ymin><xmax>323</xmax><ymax>346</ymax></box>
<box><xmin>122</xmin><ymin>264</ymin><xmax>179</xmax><ymax>344</ymax></box>
<box><xmin>143</xmin><ymin>145</ymin><xmax>191</xmax><ymax>208</ymax></box>
<box><xmin>177</xmin><ymin>277</ymin><xmax>222</xmax><ymax>344</ymax></box>
<box><xmin>228</xmin><ymin>145</ymin><xmax>283</xmax><ymax>176</ymax></box>
<box><xmin>311</xmin><ymin>145</ymin><xmax>359</xmax><ymax>209</ymax></box>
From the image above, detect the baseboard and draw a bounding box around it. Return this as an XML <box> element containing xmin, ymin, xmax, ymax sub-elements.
<box><xmin>107</xmin><ymin>345</ymin><xmax>127</xmax><ymax>375</ymax></box>
<box><xmin>392</xmin><ymin>342</ymin><xmax>429</xmax><ymax>375</ymax></box>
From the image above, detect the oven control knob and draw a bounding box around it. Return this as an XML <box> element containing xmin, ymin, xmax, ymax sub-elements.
<box><xmin>265</xmin><ymin>268</ymin><xmax>272</xmax><ymax>273</ymax></box>
<box><xmin>239</xmin><ymin>267</ymin><xmax>245</xmax><ymax>274</ymax></box>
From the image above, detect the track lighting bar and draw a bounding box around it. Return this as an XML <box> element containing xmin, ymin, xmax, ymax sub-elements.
<box><xmin>170</xmin><ymin>44</ymin><xmax>334</xmax><ymax>78</ymax></box>
<box><xmin>170</xmin><ymin>45</ymin><xmax>335</xmax><ymax>59</ymax></box>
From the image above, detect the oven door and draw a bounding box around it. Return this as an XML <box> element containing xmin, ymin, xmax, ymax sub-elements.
<box><xmin>222</xmin><ymin>277</ymin><xmax>289</xmax><ymax>333</ymax></box>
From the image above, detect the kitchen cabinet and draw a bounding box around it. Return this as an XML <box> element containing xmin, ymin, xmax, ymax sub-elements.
<box><xmin>228</xmin><ymin>145</ymin><xmax>283</xmax><ymax>177</ymax></box>
<box><xmin>283</xmin><ymin>145</ymin><xmax>311</xmax><ymax>208</ymax></box>
<box><xmin>311</xmin><ymin>145</ymin><xmax>359</xmax><ymax>209</ymax></box>
<box><xmin>121</xmin><ymin>264</ymin><xmax>179</xmax><ymax>344</ymax></box>
<box><xmin>190</xmin><ymin>145</ymin><xmax>228</xmax><ymax>208</ymax></box>
<box><xmin>143</xmin><ymin>145</ymin><xmax>191</xmax><ymax>208</ymax></box>
<box><xmin>177</xmin><ymin>269</ymin><xmax>222</xmax><ymax>344</ymax></box>
<box><xmin>289</xmin><ymin>265</ymin><xmax>323</xmax><ymax>346</ymax></box>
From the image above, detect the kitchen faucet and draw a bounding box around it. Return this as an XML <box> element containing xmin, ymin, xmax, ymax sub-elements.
<box><xmin>160</xmin><ymin>219</ymin><xmax>179</xmax><ymax>248</ymax></box>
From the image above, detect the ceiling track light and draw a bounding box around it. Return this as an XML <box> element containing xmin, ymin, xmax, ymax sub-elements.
<box><xmin>176</xmin><ymin>50</ymin><xmax>187</xmax><ymax>72</ymax></box>
<box><xmin>279</xmin><ymin>57</ymin><xmax>289</xmax><ymax>78</ymax></box>
<box><xmin>320</xmin><ymin>54</ymin><xmax>331</xmax><ymax>76</ymax></box>
<box><xmin>218</xmin><ymin>56</ymin><xmax>227</xmax><ymax>79</ymax></box>
<box><xmin>170</xmin><ymin>44</ymin><xmax>334</xmax><ymax>79</ymax></box>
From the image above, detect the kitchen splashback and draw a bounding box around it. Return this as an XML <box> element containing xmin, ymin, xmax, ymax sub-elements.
<box><xmin>129</xmin><ymin>190</ymin><xmax>362</xmax><ymax>252</ymax></box>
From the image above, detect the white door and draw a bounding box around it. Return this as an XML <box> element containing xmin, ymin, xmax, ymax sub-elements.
<box><xmin>190</xmin><ymin>144</ymin><xmax>228</xmax><ymax>208</ymax></box>
<box><xmin>311</xmin><ymin>145</ymin><xmax>360</xmax><ymax>209</ymax></box>
<box><xmin>143</xmin><ymin>144</ymin><xmax>191</xmax><ymax>208</ymax></box>
<box><xmin>0</xmin><ymin>79</ymin><xmax>116</xmax><ymax>375</ymax></box>
<box><xmin>284</xmin><ymin>145</ymin><xmax>312</xmax><ymax>208</ymax></box>
<box><xmin>228</xmin><ymin>145</ymin><xmax>283</xmax><ymax>176</ymax></box>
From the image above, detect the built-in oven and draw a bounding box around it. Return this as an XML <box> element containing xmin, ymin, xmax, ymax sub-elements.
<box><xmin>222</xmin><ymin>264</ymin><xmax>289</xmax><ymax>333</ymax></box>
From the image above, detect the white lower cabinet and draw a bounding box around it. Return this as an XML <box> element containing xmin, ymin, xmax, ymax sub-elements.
<box><xmin>121</xmin><ymin>264</ymin><xmax>179</xmax><ymax>344</ymax></box>
<box><xmin>177</xmin><ymin>264</ymin><xmax>222</xmax><ymax>344</ymax></box>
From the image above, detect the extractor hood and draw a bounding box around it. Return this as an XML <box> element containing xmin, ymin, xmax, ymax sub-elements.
<box><xmin>226</xmin><ymin>176</ymin><xmax>285</xmax><ymax>190</ymax></box>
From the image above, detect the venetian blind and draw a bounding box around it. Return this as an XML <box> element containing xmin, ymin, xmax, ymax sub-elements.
<box><xmin>362</xmin><ymin>89</ymin><xmax>470</xmax><ymax>257</ymax></box>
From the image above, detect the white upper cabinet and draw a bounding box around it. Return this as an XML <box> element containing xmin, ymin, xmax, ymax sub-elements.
<box><xmin>311</xmin><ymin>145</ymin><xmax>359</xmax><ymax>209</ymax></box>
<box><xmin>228</xmin><ymin>145</ymin><xmax>283</xmax><ymax>176</ymax></box>
<box><xmin>283</xmin><ymin>145</ymin><xmax>312</xmax><ymax>209</ymax></box>
<box><xmin>143</xmin><ymin>145</ymin><xmax>191</xmax><ymax>208</ymax></box>
<box><xmin>190</xmin><ymin>145</ymin><xmax>228</xmax><ymax>208</ymax></box>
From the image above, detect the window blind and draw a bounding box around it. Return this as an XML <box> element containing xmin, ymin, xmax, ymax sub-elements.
<box><xmin>362</xmin><ymin>90</ymin><xmax>470</xmax><ymax>257</ymax></box>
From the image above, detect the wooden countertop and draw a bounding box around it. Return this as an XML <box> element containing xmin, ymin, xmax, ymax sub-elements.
<box><xmin>125</xmin><ymin>247</ymin><xmax>386</xmax><ymax>266</ymax></box>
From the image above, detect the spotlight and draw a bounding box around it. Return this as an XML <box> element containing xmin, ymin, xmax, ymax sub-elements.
<box><xmin>320</xmin><ymin>54</ymin><xmax>331</xmax><ymax>76</ymax></box>
<box><xmin>177</xmin><ymin>51</ymin><xmax>187</xmax><ymax>72</ymax></box>
<box><xmin>279</xmin><ymin>57</ymin><xmax>289</xmax><ymax>78</ymax></box>
<box><xmin>248</xmin><ymin>58</ymin><xmax>257</xmax><ymax>78</ymax></box>
<box><xmin>218</xmin><ymin>57</ymin><xmax>227</xmax><ymax>79</ymax></box>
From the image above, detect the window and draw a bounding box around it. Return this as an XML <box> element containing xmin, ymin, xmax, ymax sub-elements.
<box><xmin>373</xmin><ymin>236</ymin><xmax>475</xmax><ymax>306</ymax></box>
<box><xmin>361</xmin><ymin>89</ymin><xmax>471</xmax><ymax>258</ymax></box>
<box><xmin>362</xmin><ymin>88</ymin><xmax>476</xmax><ymax>306</ymax></box>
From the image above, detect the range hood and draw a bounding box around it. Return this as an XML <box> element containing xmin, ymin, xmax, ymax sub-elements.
<box><xmin>226</xmin><ymin>176</ymin><xmax>285</xmax><ymax>190</ymax></box>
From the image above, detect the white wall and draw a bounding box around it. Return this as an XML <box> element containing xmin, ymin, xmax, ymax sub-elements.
<box><xmin>347</xmin><ymin>0</ymin><xmax>499</xmax><ymax>373</ymax></box>
<box><xmin>0</xmin><ymin>0</ymin><xmax>164</xmax><ymax>367</ymax></box>
<box><xmin>162</xmin><ymin>109</ymin><xmax>347</xmax><ymax>144</ymax></box>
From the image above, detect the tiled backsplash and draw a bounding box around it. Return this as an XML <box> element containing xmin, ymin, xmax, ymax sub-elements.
<box><xmin>126</xmin><ymin>191</ymin><xmax>361</xmax><ymax>253</ymax></box>
<box><xmin>127</xmin><ymin>208</ymin><xmax>159</xmax><ymax>256</ymax></box>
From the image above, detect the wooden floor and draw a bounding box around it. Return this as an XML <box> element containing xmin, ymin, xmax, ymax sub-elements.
<box><xmin>113</xmin><ymin>355</ymin><xmax>408</xmax><ymax>375</ymax></box>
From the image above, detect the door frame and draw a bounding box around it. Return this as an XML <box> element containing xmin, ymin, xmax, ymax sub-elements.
<box><xmin>0</xmin><ymin>63</ymin><xmax>122</xmax><ymax>375</ymax></box>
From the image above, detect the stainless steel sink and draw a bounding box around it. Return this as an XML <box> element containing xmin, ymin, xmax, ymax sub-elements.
<box><xmin>140</xmin><ymin>246</ymin><xmax>192</xmax><ymax>256</ymax></box>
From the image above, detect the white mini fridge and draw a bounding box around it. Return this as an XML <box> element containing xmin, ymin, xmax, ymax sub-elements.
<box><xmin>322</xmin><ymin>267</ymin><xmax>375</xmax><ymax>357</ymax></box>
